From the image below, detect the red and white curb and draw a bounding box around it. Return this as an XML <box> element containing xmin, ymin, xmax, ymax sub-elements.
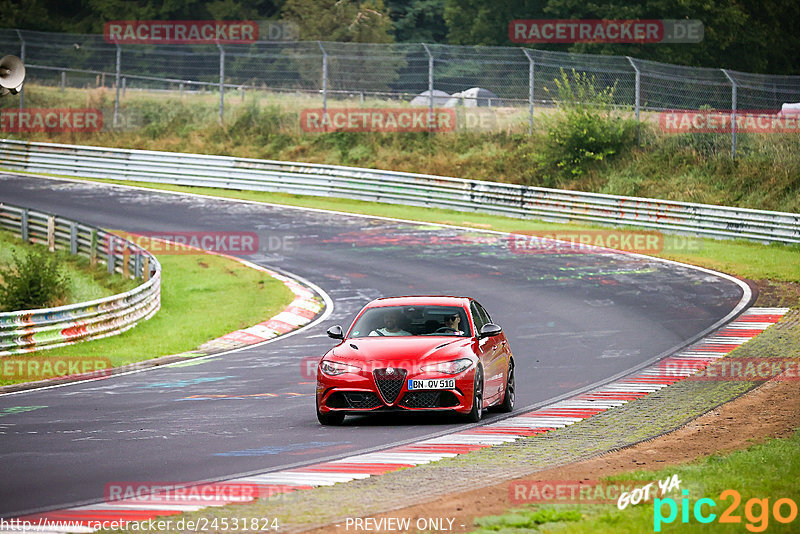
<box><xmin>196</xmin><ymin>261</ymin><xmax>323</xmax><ymax>353</ymax></box>
<box><xmin>3</xmin><ymin>307</ymin><xmax>788</xmax><ymax>533</ymax></box>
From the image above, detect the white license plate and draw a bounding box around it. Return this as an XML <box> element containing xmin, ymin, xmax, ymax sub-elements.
<box><xmin>407</xmin><ymin>378</ymin><xmax>455</xmax><ymax>390</ymax></box>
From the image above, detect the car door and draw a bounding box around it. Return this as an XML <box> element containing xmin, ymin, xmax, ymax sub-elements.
<box><xmin>475</xmin><ymin>302</ymin><xmax>508</xmax><ymax>398</ymax></box>
<box><xmin>474</xmin><ymin>301</ymin><xmax>506</xmax><ymax>401</ymax></box>
<box><xmin>470</xmin><ymin>301</ymin><xmax>500</xmax><ymax>402</ymax></box>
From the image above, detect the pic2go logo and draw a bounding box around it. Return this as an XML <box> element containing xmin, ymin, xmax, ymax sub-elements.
<box><xmin>654</xmin><ymin>489</ymin><xmax>798</xmax><ymax>532</ymax></box>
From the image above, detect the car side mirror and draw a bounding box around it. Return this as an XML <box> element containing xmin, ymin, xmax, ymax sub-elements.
<box><xmin>327</xmin><ymin>325</ymin><xmax>344</xmax><ymax>340</ymax></box>
<box><xmin>479</xmin><ymin>323</ymin><xmax>502</xmax><ymax>338</ymax></box>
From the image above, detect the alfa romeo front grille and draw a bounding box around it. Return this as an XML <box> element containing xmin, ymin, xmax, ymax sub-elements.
<box><xmin>373</xmin><ymin>368</ymin><xmax>407</xmax><ymax>404</ymax></box>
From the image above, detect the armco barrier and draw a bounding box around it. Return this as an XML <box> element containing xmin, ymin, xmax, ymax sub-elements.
<box><xmin>0</xmin><ymin>201</ymin><xmax>161</xmax><ymax>356</ymax></box>
<box><xmin>1</xmin><ymin>139</ymin><xmax>799</xmax><ymax>243</ymax></box>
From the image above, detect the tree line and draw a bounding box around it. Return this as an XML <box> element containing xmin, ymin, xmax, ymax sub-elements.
<box><xmin>2</xmin><ymin>0</ymin><xmax>798</xmax><ymax>74</ymax></box>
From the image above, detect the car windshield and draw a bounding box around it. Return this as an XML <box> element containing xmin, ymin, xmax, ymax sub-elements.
<box><xmin>349</xmin><ymin>305</ymin><xmax>471</xmax><ymax>338</ymax></box>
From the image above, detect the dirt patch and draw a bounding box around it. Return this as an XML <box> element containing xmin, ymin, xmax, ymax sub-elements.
<box><xmin>305</xmin><ymin>374</ymin><xmax>800</xmax><ymax>533</ymax></box>
<box><xmin>754</xmin><ymin>279</ymin><xmax>800</xmax><ymax>307</ymax></box>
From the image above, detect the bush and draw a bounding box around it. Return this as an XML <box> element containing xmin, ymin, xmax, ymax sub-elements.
<box><xmin>534</xmin><ymin>70</ymin><xmax>637</xmax><ymax>186</ymax></box>
<box><xmin>0</xmin><ymin>248</ymin><xmax>69</xmax><ymax>311</ymax></box>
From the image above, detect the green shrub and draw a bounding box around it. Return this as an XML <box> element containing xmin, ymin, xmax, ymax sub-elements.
<box><xmin>0</xmin><ymin>248</ymin><xmax>69</xmax><ymax>311</ymax></box>
<box><xmin>226</xmin><ymin>101</ymin><xmax>296</xmax><ymax>144</ymax></box>
<box><xmin>534</xmin><ymin>70</ymin><xmax>637</xmax><ymax>186</ymax></box>
<box><xmin>669</xmin><ymin>105</ymin><xmax>733</xmax><ymax>156</ymax></box>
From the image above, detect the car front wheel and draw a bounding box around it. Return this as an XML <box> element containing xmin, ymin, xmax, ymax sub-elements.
<box><xmin>497</xmin><ymin>361</ymin><xmax>515</xmax><ymax>413</ymax></box>
<box><xmin>461</xmin><ymin>366</ymin><xmax>483</xmax><ymax>423</ymax></box>
<box><xmin>317</xmin><ymin>397</ymin><xmax>345</xmax><ymax>426</ymax></box>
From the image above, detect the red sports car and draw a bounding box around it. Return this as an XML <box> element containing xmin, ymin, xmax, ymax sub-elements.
<box><xmin>315</xmin><ymin>296</ymin><xmax>515</xmax><ymax>425</ymax></box>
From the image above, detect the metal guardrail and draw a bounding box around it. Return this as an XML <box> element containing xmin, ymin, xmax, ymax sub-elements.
<box><xmin>0</xmin><ymin>200</ymin><xmax>161</xmax><ymax>356</ymax></box>
<box><xmin>0</xmin><ymin>139</ymin><xmax>798</xmax><ymax>244</ymax></box>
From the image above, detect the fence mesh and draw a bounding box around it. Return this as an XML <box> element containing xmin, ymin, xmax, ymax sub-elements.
<box><xmin>3</xmin><ymin>27</ymin><xmax>800</xmax><ymax>153</ymax></box>
<box><xmin>5</xmin><ymin>27</ymin><xmax>800</xmax><ymax>110</ymax></box>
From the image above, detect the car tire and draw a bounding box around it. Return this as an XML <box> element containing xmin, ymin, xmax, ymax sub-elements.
<box><xmin>497</xmin><ymin>360</ymin><xmax>515</xmax><ymax>413</ymax></box>
<box><xmin>461</xmin><ymin>365</ymin><xmax>483</xmax><ymax>423</ymax></box>
<box><xmin>316</xmin><ymin>398</ymin><xmax>345</xmax><ymax>426</ymax></box>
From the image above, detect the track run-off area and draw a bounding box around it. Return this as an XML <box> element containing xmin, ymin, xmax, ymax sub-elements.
<box><xmin>0</xmin><ymin>173</ymin><xmax>749</xmax><ymax>518</ymax></box>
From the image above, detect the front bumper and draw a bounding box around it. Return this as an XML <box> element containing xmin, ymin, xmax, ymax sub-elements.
<box><xmin>316</xmin><ymin>368</ymin><xmax>475</xmax><ymax>415</ymax></box>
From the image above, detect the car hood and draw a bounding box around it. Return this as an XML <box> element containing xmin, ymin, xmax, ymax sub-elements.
<box><xmin>329</xmin><ymin>336</ymin><xmax>472</xmax><ymax>367</ymax></box>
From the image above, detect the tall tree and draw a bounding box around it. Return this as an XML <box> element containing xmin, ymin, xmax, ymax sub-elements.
<box><xmin>0</xmin><ymin>0</ymin><xmax>284</xmax><ymax>33</ymax></box>
<box><xmin>386</xmin><ymin>0</ymin><xmax>447</xmax><ymax>43</ymax></box>
<box><xmin>441</xmin><ymin>0</ymin><xmax>800</xmax><ymax>74</ymax></box>
<box><xmin>444</xmin><ymin>0</ymin><xmax>544</xmax><ymax>46</ymax></box>
<box><xmin>281</xmin><ymin>0</ymin><xmax>394</xmax><ymax>42</ymax></box>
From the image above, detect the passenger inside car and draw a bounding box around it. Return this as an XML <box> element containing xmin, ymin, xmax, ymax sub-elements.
<box><xmin>369</xmin><ymin>309</ymin><xmax>412</xmax><ymax>336</ymax></box>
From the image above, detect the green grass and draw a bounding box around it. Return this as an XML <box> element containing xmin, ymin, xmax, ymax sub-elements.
<box><xmin>0</xmin><ymin>250</ymin><xmax>295</xmax><ymax>386</ymax></box>
<box><xmin>4</xmin><ymin>84</ymin><xmax>800</xmax><ymax>213</ymax></box>
<box><xmin>469</xmin><ymin>428</ymin><xmax>800</xmax><ymax>533</ymax></box>
<box><xmin>17</xmin><ymin>174</ymin><xmax>800</xmax><ymax>284</ymax></box>
<box><xmin>0</xmin><ymin>229</ymin><xmax>138</xmax><ymax>310</ymax></box>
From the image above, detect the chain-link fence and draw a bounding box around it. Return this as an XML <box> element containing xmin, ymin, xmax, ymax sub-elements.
<box><xmin>3</xmin><ymin>28</ymin><xmax>800</xmax><ymax>156</ymax></box>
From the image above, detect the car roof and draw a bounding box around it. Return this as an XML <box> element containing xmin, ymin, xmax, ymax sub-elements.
<box><xmin>366</xmin><ymin>296</ymin><xmax>472</xmax><ymax>308</ymax></box>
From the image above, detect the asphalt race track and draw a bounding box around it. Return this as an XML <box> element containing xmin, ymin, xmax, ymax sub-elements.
<box><xmin>0</xmin><ymin>174</ymin><xmax>747</xmax><ymax>517</ymax></box>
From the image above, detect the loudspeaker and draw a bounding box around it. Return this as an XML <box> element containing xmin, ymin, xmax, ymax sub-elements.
<box><xmin>0</xmin><ymin>55</ymin><xmax>25</xmax><ymax>94</ymax></box>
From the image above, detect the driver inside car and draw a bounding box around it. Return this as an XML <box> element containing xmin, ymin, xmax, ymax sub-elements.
<box><xmin>439</xmin><ymin>313</ymin><xmax>464</xmax><ymax>335</ymax></box>
<box><xmin>369</xmin><ymin>310</ymin><xmax>411</xmax><ymax>336</ymax></box>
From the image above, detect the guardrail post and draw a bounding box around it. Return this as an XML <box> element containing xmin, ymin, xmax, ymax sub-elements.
<box><xmin>143</xmin><ymin>255</ymin><xmax>150</xmax><ymax>282</ymax></box>
<box><xmin>69</xmin><ymin>223</ymin><xmax>78</xmax><ymax>254</ymax></box>
<box><xmin>721</xmin><ymin>69</ymin><xmax>737</xmax><ymax>159</ymax></box>
<box><xmin>122</xmin><ymin>245</ymin><xmax>130</xmax><ymax>278</ymax></box>
<box><xmin>90</xmin><ymin>229</ymin><xmax>98</xmax><ymax>266</ymax></box>
<box><xmin>20</xmin><ymin>208</ymin><xmax>29</xmax><ymax>243</ymax></box>
<box><xmin>47</xmin><ymin>216</ymin><xmax>55</xmax><ymax>252</ymax></box>
<box><xmin>134</xmin><ymin>251</ymin><xmax>143</xmax><ymax>279</ymax></box>
<box><xmin>114</xmin><ymin>44</ymin><xmax>121</xmax><ymax>128</ymax></box>
<box><xmin>15</xmin><ymin>30</ymin><xmax>25</xmax><ymax>110</ymax></box>
<box><xmin>217</xmin><ymin>43</ymin><xmax>225</xmax><ymax>124</ymax></box>
<box><xmin>60</xmin><ymin>70</ymin><xmax>66</xmax><ymax>91</ymax></box>
<box><xmin>318</xmin><ymin>41</ymin><xmax>328</xmax><ymax>131</ymax></box>
<box><xmin>122</xmin><ymin>76</ymin><xmax>127</xmax><ymax>97</ymax></box>
<box><xmin>107</xmin><ymin>237</ymin><xmax>116</xmax><ymax>274</ymax></box>
<box><xmin>0</xmin><ymin>201</ymin><xmax>162</xmax><ymax>355</ymax></box>
<box><xmin>422</xmin><ymin>43</ymin><xmax>434</xmax><ymax>132</ymax></box>
<box><xmin>522</xmin><ymin>49</ymin><xmax>535</xmax><ymax>135</ymax></box>
<box><xmin>626</xmin><ymin>56</ymin><xmax>641</xmax><ymax>145</ymax></box>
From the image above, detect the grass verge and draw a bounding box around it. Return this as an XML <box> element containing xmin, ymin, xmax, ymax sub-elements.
<box><xmin>0</xmin><ymin>247</ymin><xmax>295</xmax><ymax>386</ymax></box>
<box><xmin>470</xmin><ymin>428</ymin><xmax>800</xmax><ymax>533</ymax></box>
<box><xmin>0</xmin><ymin>229</ymin><xmax>138</xmax><ymax>310</ymax></box>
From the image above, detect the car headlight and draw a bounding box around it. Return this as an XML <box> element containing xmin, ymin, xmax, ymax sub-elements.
<box><xmin>420</xmin><ymin>358</ymin><xmax>473</xmax><ymax>375</ymax></box>
<box><xmin>319</xmin><ymin>360</ymin><xmax>361</xmax><ymax>376</ymax></box>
